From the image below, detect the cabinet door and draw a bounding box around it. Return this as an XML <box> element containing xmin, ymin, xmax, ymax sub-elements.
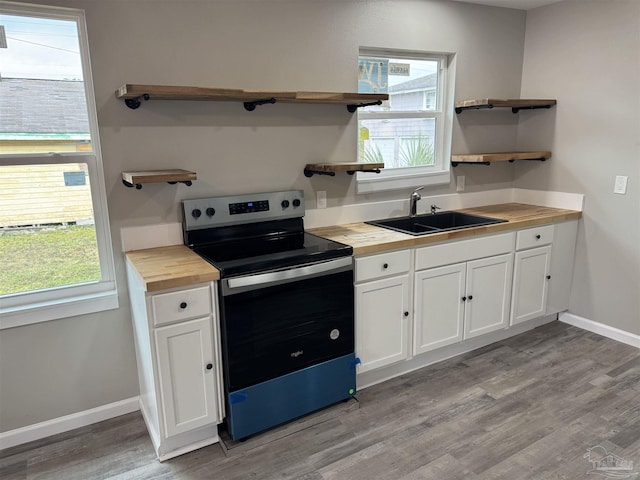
<box><xmin>546</xmin><ymin>220</ymin><xmax>578</xmax><ymax>315</ymax></box>
<box><xmin>155</xmin><ymin>317</ymin><xmax>219</xmax><ymax>438</ymax></box>
<box><xmin>355</xmin><ymin>275</ymin><xmax>410</xmax><ymax>373</ymax></box>
<box><xmin>464</xmin><ymin>253</ymin><xmax>513</xmax><ymax>339</ymax></box>
<box><xmin>414</xmin><ymin>263</ymin><xmax>465</xmax><ymax>354</ymax></box>
<box><xmin>511</xmin><ymin>246</ymin><xmax>552</xmax><ymax>325</ymax></box>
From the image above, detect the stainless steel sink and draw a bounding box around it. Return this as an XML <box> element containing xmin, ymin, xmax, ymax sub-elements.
<box><xmin>366</xmin><ymin>211</ymin><xmax>507</xmax><ymax>236</ymax></box>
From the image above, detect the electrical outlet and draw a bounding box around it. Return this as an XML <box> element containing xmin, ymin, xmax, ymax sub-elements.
<box><xmin>614</xmin><ymin>175</ymin><xmax>628</xmax><ymax>195</ymax></box>
<box><xmin>316</xmin><ymin>190</ymin><xmax>327</xmax><ymax>209</ymax></box>
<box><xmin>456</xmin><ymin>175</ymin><xmax>465</xmax><ymax>192</ymax></box>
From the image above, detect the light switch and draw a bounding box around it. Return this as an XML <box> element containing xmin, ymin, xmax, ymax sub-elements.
<box><xmin>614</xmin><ymin>176</ymin><xmax>628</xmax><ymax>195</ymax></box>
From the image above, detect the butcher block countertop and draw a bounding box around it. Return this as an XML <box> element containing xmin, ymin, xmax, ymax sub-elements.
<box><xmin>126</xmin><ymin>245</ymin><xmax>219</xmax><ymax>292</ymax></box>
<box><xmin>308</xmin><ymin>203</ymin><xmax>582</xmax><ymax>256</ymax></box>
<box><xmin>125</xmin><ymin>203</ymin><xmax>581</xmax><ymax>290</ymax></box>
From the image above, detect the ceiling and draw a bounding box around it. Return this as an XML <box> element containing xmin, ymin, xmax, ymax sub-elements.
<box><xmin>450</xmin><ymin>0</ymin><xmax>562</xmax><ymax>10</ymax></box>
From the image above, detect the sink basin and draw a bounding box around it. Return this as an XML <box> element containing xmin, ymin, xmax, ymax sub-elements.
<box><xmin>366</xmin><ymin>211</ymin><xmax>507</xmax><ymax>236</ymax></box>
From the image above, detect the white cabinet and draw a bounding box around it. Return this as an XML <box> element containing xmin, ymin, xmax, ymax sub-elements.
<box><xmin>414</xmin><ymin>263</ymin><xmax>465</xmax><ymax>354</ymax></box>
<box><xmin>126</xmin><ymin>263</ymin><xmax>223</xmax><ymax>461</ymax></box>
<box><xmin>546</xmin><ymin>220</ymin><xmax>579</xmax><ymax>315</ymax></box>
<box><xmin>353</xmin><ymin>218</ymin><xmax>580</xmax><ymax>385</ymax></box>
<box><xmin>155</xmin><ymin>317</ymin><xmax>219</xmax><ymax>437</ymax></box>
<box><xmin>510</xmin><ymin>246</ymin><xmax>552</xmax><ymax>325</ymax></box>
<box><xmin>355</xmin><ymin>250</ymin><xmax>411</xmax><ymax>373</ymax></box>
<box><xmin>464</xmin><ymin>254</ymin><xmax>514</xmax><ymax>338</ymax></box>
<box><xmin>414</xmin><ymin>252</ymin><xmax>513</xmax><ymax>353</ymax></box>
<box><xmin>510</xmin><ymin>225</ymin><xmax>555</xmax><ymax>326</ymax></box>
<box><xmin>414</xmin><ymin>232</ymin><xmax>514</xmax><ymax>353</ymax></box>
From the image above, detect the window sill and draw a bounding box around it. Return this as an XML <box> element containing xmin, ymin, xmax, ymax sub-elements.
<box><xmin>0</xmin><ymin>289</ymin><xmax>119</xmax><ymax>330</ymax></box>
<box><xmin>356</xmin><ymin>169</ymin><xmax>450</xmax><ymax>194</ymax></box>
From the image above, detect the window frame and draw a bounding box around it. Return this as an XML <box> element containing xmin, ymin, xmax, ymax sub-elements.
<box><xmin>356</xmin><ymin>48</ymin><xmax>456</xmax><ymax>193</ymax></box>
<box><xmin>0</xmin><ymin>2</ymin><xmax>117</xmax><ymax>329</ymax></box>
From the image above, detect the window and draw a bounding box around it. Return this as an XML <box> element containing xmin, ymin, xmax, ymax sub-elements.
<box><xmin>0</xmin><ymin>2</ymin><xmax>117</xmax><ymax>328</ymax></box>
<box><xmin>356</xmin><ymin>49</ymin><xmax>455</xmax><ymax>193</ymax></box>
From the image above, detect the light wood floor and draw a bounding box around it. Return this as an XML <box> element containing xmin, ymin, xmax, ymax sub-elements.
<box><xmin>2</xmin><ymin>321</ymin><xmax>639</xmax><ymax>479</ymax></box>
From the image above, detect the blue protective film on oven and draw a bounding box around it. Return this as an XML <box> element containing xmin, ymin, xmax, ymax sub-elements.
<box><xmin>226</xmin><ymin>353</ymin><xmax>356</xmax><ymax>440</ymax></box>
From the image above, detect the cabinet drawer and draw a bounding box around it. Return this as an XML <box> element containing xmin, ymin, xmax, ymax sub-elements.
<box><xmin>356</xmin><ymin>249</ymin><xmax>411</xmax><ymax>282</ymax></box>
<box><xmin>416</xmin><ymin>232</ymin><xmax>514</xmax><ymax>270</ymax></box>
<box><xmin>516</xmin><ymin>225</ymin><xmax>554</xmax><ymax>250</ymax></box>
<box><xmin>151</xmin><ymin>284</ymin><xmax>213</xmax><ymax>326</ymax></box>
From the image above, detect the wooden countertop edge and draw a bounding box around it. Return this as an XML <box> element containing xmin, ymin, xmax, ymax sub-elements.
<box><xmin>309</xmin><ymin>206</ymin><xmax>582</xmax><ymax>256</ymax></box>
<box><xmin>125</xmin><ymin>245</ymin><xmax>220</xmax><ymax>292</ymax></box>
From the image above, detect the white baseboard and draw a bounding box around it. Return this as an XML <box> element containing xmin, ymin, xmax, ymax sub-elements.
<box><xmin>560</xmin><ymin>312</ymin><xmax>640</xmax><ymax>348</ymax></box>
<box><xmin>0</xmin><ymin>396</ymin><xmax>140</xmax><ymax>451</ymax></box>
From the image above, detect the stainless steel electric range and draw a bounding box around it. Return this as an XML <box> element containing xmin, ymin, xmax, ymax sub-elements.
<box><xmin>182</xmin><ymin>190</ymin><xmax>357</xmax><ymax>440</ymax></box>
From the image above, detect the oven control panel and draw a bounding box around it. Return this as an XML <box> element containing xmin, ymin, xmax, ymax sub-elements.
<box><xmin>229</xmin><ymin>200</ymin><xmax>270</xmax><ymax>215</ymax></box>
<box><xmin>182</xmin><ymin>190</ymin><xmax>305</xmax><ymax>230</ymax></box>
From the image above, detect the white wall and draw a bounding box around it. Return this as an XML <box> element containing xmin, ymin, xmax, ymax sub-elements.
<box><xmin>515</xmin><ymin>0</ymin><xmax>640</xmax><ymax>334</ymax></box>
<box><xmin>0</xmin><ymin>0</ymin><xmax>528</xmax><ymax>433</ymax></box>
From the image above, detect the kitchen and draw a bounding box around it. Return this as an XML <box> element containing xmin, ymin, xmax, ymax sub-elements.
<box><xmin>0</xmin><ymin>0</ymin><xmax>639</xmax><ymax>478</ymax></box>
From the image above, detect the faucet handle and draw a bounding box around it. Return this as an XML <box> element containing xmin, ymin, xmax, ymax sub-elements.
<box><xmin>430</xmin><ymin>204</ymin><xmax>442</xmax><ymax>214</ymax></box>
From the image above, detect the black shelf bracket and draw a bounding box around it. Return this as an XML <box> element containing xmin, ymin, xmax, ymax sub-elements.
<box><xmin>347</xmin><ymin>100</ymin><xmax>383</xmax><ymax>113</ymax></box>
<box><xmin>124</xmin><ymin>94</ymin><xmax>150</xmax><ymax>110</ymax></box>
<box><xmin>451</xmin><ymin>161</ymin><xmax>491</xmax><ymax>167</ymax></box>
<box><xmin>243</xmin><ymin>98</ymin><xmax>277</xmax><ymax>111</ymax></box>
<box><xmin>304</xmin><ymin>169</ymin><xmax>336</xmax><ymax>178</ymax></box>
<box><xmin>511</xmin><ymin>105</ymin><xmax>552</xmax><ymax>114</ymax></box>
<box><xmin>122</xmin><ymin>179</ymin><xmax>143</xmax><ymax>189</ymax></box>
<box><xmin>452</xmin><ymin>157</ymin><xmax>547</xmax><ymax>167</ymax></box>
<box><xmin>455</xmin><ymin>105</ymin><xmax>494</xmax><ymax>114</ymax></box>
<box><xmin>455</xmin><ymin>104</ymin><xmax>554</xmax><ymax>114</ymax></box>
<box><xmin>305</xmin><ymin>168</ymin><xmax>382</xmax><ymax>177</ymax></box>
<box><xmin>347</xmin><ymin>168</ymin><xmax>381</xmax><ymax>175</ymax></box>
<box><xmin>167</xmin><ymin>181</ymin><xmax>193</xmax><ymax>186</ymax></box>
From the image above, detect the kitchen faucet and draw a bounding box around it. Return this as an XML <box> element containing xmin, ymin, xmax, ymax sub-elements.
<box><xmin>409</xmin><ymin>187</ymin><xmax>424</xmax><ymax>218</ymax></box>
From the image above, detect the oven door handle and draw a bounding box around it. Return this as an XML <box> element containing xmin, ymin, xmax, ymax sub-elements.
<box><xmin>224</xmin><ymin>256</ymin><xmax>353</xmax><ymax>292</ymax></box>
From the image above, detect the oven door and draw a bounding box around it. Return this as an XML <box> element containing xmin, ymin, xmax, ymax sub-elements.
<box><xmin>219</xmin><ymin>256</ymin><xmax>354</xmax><ymax>392</ymax></box>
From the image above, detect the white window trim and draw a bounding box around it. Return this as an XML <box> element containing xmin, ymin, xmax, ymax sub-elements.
<box><xmin>356</xmin><ymin>49</ymin><xmax>456</xmax><ymax>194</ymax></box>
<box><xmin>0</xmin><ymin>3</ymin><xmax>117</xmax><ymax>329</ymax></box>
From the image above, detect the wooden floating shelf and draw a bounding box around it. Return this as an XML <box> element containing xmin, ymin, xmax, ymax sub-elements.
<box><xmin>304</xmin><ymin>163</ymin><xmax>384</xmax><ymax>177</ymax></box>
<box><xmin>116</xmin><ymin>84</ymin><xmax>388</xmax><ymax>112</ymax></box>
<box><xmin>451</xmin><ymin>151</ymin><xmax>551</xmax><ymax>167</ymax></box>
<box><xmin>455</xmin><ymin>98</ymin><xmax>557</xmax><ymax>114</ymax></box>
<box><xmin>122</xmin><ymin>169</ymin><xmax>197</xmax><ymax>189</ymax></box>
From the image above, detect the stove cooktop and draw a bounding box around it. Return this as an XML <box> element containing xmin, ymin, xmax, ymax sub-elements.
<box><xmin>182</xmin><ymin>191</ymin><xmax>352</xmax><ymax>277</ymax></box>
<box><xmin>193</xmin><ymin>232</ymin><xmax>352</xmax><ymax>278</ymax></box>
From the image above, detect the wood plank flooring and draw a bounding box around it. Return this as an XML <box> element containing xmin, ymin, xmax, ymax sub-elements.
<box><xmin>2</xmin><ymin>321</ymin><xmax>639</xmax><ymax>479</ymax></box>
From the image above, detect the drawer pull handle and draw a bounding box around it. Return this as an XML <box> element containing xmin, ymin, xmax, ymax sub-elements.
<box><xmin>467</xmin><ymin>295</ymin><xmax>473</xmax><ymax>301</ymax></box>
<box><xmin>546</xmin><ymin>275</ymin><xmax>551</xmax><ymax>280</ymax></box>
<box><xmin>535</xmin><ymin>234</ymin><xmax>541</xmax><ymax>240</ymax></box>
<box><xmin>179</xmin><ymin>302</ymin><xmax>188</xmax><ymax>309</ymax></box>
<box><xmin>383</xmin><ymin>263</ymin><xmax>389</xmax><ymax>269</ymax></box>
<box><xmin>462</xmin><ymin>296</ymin><xmax>467</xmax><ymax>302</ymax></box>
<box><xmin>404</xmin><ymin>311</ymin><xmax>409</xmax><ymax>317</ymax></box>
<box><xmin>206</xmin><ymin>363</ymin><xmax>213</xmax><ymax>370</ymax></box>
